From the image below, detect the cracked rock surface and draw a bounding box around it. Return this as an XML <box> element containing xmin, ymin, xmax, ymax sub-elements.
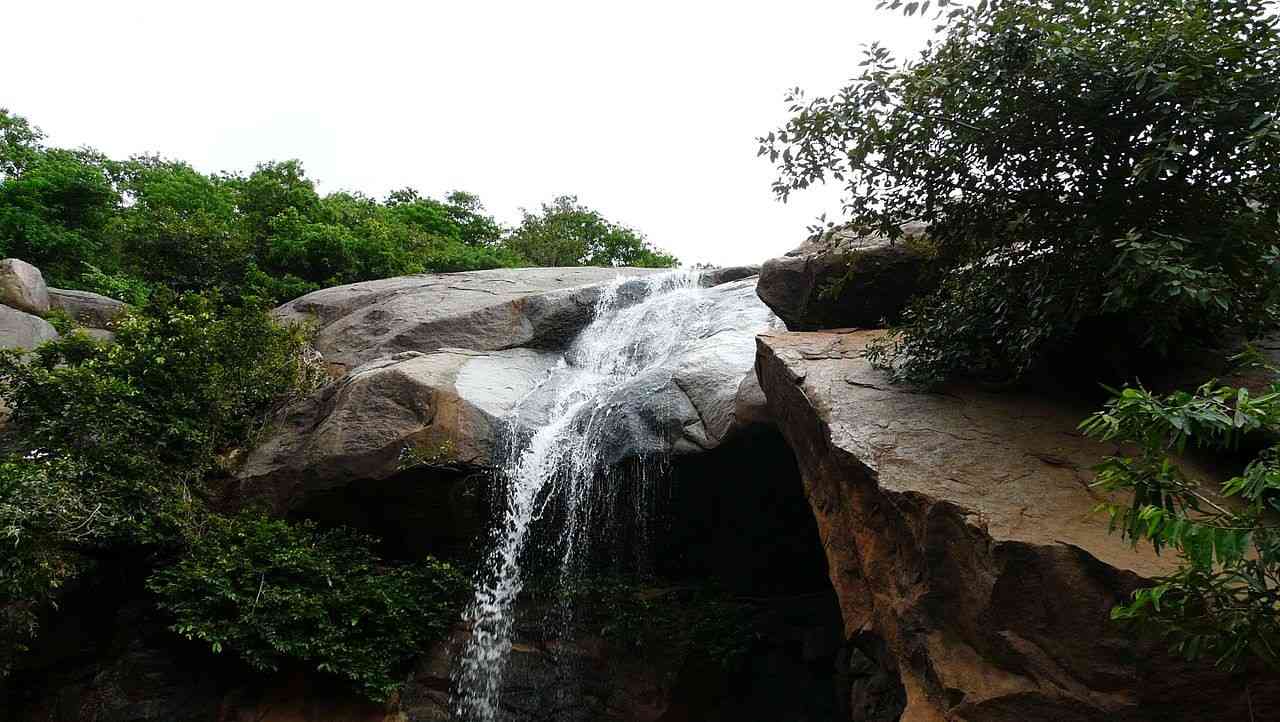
<box><xmin>755</xmin><ymin>328</ymin><xmax>1277</xmax><ymax>721</ymax></box>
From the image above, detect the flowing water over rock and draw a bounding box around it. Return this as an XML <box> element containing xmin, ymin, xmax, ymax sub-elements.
<box><xmin>452</xmin><ymin>270</ymin><xmax>775</xmax><ymax>721</ymax></box>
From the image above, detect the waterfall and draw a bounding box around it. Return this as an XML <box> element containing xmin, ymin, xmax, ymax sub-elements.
<box><xmin>451</xmin><ymin>269</ymin><xmax>769</xmax><ymax>721</ymax></box>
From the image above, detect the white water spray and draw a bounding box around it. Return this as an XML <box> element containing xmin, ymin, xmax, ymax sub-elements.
<box><xmin>451</xmin><ymin>270</ymin><xmax>772</xmax><ymax>720</ymax></box>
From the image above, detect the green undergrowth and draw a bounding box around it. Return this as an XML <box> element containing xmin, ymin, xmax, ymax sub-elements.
<box><xmin>0</xmin><ymin>293</ymin><xmax>467</xmax><ymax>699</ymax></box>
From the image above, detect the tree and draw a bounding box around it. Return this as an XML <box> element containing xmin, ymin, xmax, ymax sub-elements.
<box><xmin>505</xmin><ymin>195</ymin><xmax>678</xmax><ymax>268</ymax></box>
<box><xmin>761</xmin><ymin>0</ymin><xmax>1280</xmax><ymax>384</ymax></box>
<box><xmin>109</xmin><ymin>156</ymin><xmax>251</xmax><ymax>293</ymax></box>
<box><xmin>0</xmin><ymin>109</ymin><xmax>43</xmax><ymax>179</ymax></box>
<box><xmin>0</xmin><ymin>146</ymin><xmax>119</xmax><ymax>286</ymax></box>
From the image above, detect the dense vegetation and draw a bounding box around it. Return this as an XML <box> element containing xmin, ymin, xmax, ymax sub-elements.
<box><xmin>762</xmin><ymin>0</ymin><xmax>1280</xmax><ymax>385</ymax></box>
<box><xmin>763</xmin><ymin>0</ymin><xmax>1280</xmax><ymax>673</ymax></box>
<box><xmin>0</xmin><ymin>109</ymin><xmax>678</xmax><ymax>698</ymax></box>
<box><xmin>0</xmin><ymin>297</ymin><xmax>464</xmax><ymax>696</ymax></box>
<box><xmin>0</xmin><ymin>109</ymin><xmax>676</xmax><ymax>307</ymax></box>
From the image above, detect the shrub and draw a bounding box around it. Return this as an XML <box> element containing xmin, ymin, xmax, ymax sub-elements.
<box><xmin>0</xmin><ymin>295</ymin><xmax>323</xmax><ymax>670</ymax></box>
<box><xmin>762</xmin><ymin>0</ymin><xmax>1280</xmax><ymax>384</ymax></box>
<box><xmin>1080</xmin><ymin>368</ymin><xmax>1280</xmax><ymax>670</ymax></box>
<box><xmin>148</xmin><ymin>513</ymin><xmax>467</xmax><ymax>700</ymax></box>
<box><xmin>1</xmin><ymin>294</ymin><xmax>322</xmax><ymax>488</ymax></box>
<box><xmin>0</xmin><ymin>295</ymin><xmax>471</xmax><ymax>696</ymax></box>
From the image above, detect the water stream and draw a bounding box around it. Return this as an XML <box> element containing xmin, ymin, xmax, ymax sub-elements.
<box><xmin>451</xmin><ymin>270</ymin><xmax>766</xmax><ymax>720</ymax></box>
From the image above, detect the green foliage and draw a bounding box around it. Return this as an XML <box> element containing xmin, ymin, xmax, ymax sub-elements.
<box><xmin>1</xmin><ymin>294</ymin><xmax>322</xmax><ymax>491</ymax></box>
<box><xmin>506</xmin><ymin>195</ymin><xmax>678</xmax><ymax>268</ymax></box>
<box><xmin>0</xmin><ymin>290</ymin><xmax>468</xmax><ymax>698</ymax></box>
<box><xmin>762</xmin><ymin>0</ymin><xmax>1280</xmax><ymax>384</ymax></box>
<box><xmin>0</xmin><ymin>139</ymin><xmax>119</xmax><ymax>287</ymax></box>
<box><xmin>0</xmin><ymin>295</ymin><xmax>323</xmax><ymax>674</ymax></box>
<box><xmin>108</xmin><ymin>156</ymin><xmax>251</xmax><ymax>293</ymax></box>
<box><xmin>0</xmin><ymin>109</ymin><xmax>43</xmax><ymax>179</ymax></box>
<box><xmin>0</xmin><ymin>455</ymin><xmax>96</xmax><ymax>676</ymax></box>
<box><xmin>0</xmin><ymin>110</ymin><xmax>676</xmax><ymax>306</ymax></box>
<box><xmin>148</xmin><ymin>512</ymin><xmax>467</xmax><ymax>700</ymax></box>
<box><xmin>1080</xmin><ymin>373</ymin><xmax>1280</xmax><ymax>669</ymax></box>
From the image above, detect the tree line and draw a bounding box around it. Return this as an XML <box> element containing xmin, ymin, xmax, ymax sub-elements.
<box><xmin>0</xmin><ymin>109</ymin><xmax>676</xmax><ymax>307</ymax></box>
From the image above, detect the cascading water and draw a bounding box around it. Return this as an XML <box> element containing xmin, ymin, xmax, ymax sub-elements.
<box><xmin>451</xmin><ymin>270</ymin><xmax>774</xmax><ymax>721</ymax></box>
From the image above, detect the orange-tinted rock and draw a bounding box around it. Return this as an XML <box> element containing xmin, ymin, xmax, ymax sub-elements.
<box><xmin>756</xmin><ymin>328</ymin><xmax>1279</xmax><ymax>721</ymax></box>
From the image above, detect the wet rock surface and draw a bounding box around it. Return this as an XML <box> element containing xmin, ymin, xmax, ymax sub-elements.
<box><xmin>240</xmin><ymin>272</ymin><xmax>778</xmax><ymax>513</ymax></box>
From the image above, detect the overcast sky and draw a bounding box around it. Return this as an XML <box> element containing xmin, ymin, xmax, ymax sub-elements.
<box><xmin>7</xmin><ymin>1</ymin><xmax>932</xmax><ymax>266</ymax></box>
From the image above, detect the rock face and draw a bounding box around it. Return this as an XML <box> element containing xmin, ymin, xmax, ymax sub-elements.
<box><xmin>0</xmin><ymin>258</ymin><xmax>51</xmax><ymax>315</ymax></box>
<box><xmin>756</xmin><ymin>225</ymin><xmax>929</xmax><ymax>331</ymax></box>
<box><xmin>239</xmin><ymin>347</ymin><xmax>562</xmax><ymax>508</ymax></box>
<box><xmin>755</xmin><ymin>329</ymin><xmax>1277</xmax><ymax>721</ymax></box>
<box><xmin>48</xmin><ymin>287</ymin><xmax>127</xmax><ymax>328</ymax></box>
<box><xmin>275</xmin><ymin>267</ymin><xmax>668</xmax><ymax>374</ymax></box>
<box><xmin>0</xmin><ymin>304</ymin><xmax>58</xmax><ymax>352</ymax></box>
<box><xmin>242</xmin><ymin>271</ymin><xmax>777</xmax><ymax>513</ymax></box>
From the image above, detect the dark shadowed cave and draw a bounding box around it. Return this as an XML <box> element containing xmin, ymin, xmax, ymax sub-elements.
<box><xmin>1</xmin><ymin>427</ymin><xmax>905</xmax><ymax>722</ymax></box>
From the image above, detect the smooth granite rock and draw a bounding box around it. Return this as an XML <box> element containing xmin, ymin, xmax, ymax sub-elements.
<box><xmin>0</xmin><ymin>258</ymin><xmax>51</xmax><ymax>315</ymax></box>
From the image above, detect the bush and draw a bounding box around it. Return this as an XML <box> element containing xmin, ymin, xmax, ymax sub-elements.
<box><xmin>149</xmin><ymin>513</ymin><xmax>467</xmax><ymax>700</ymax></box>
<box><xmin>1080</xmin><ymin>368</ymin><xmax>1280</xmax><ymax>670</ymax></box>
<box><xmin>0</xmin><ymin>294</ymin><xmax>471</xmax><ymax>697</ymax></box>
<box><xmin>762</xmin><ymin>0</ymin><xmax>1280</xmax><ymax>384</ymax></box>
<box><xmin>1</xmin><ymin>294</ymin><xmax>322</xmax><ymax>488</ymax></box>
<box><xmin>0</xmin><ymin>295</ymin><xmax>323</xmax><ymax>671</ymax></box>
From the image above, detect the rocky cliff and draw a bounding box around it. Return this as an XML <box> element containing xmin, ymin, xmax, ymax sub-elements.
<box><xmin>4</xmin><ymin>251</ymin><xmax>1278</xmax><ymax>722</ymax></box>
<box><xmin>755</xmin><ymin>329</ymin><xmax>1273</xmax><ymax>721</ymax></box>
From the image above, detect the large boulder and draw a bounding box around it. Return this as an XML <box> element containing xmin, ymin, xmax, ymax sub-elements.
<box><xmin>0</xmin><ymin>258</ymin><xmax>51</xmax><ymax>315</ymax></box>
<box><xmin>238</xmin><ymin>347</ymin><xmax>562</xmax><ymax>509</ymax></box>
<box><xmin>275</xmin><ymin>266</ymin><xmax>667</xmax><ymax>374</ymax></box>
<box><xmin>48</xmin><ymin>287</ymin><xmax>127</xmax><ymax>328</ymax></box>
<box><xmin>755</xmin><ymin>329</ymin><xmax>1277</xmax><ymax>721</ymax></box>
<box><xmin>757</xmin><ymin>224</ymin><xmax>929</xmax><ymax>331</ymax></box>
<box><xmin>0</xmin><ymin>305</ymin><xmax>57</xmax><ymax>352</ymax></box>
<box><xmin>240</xmin><ymin>274</ymin><xmax>778</xmax><ymax>509</ymax></box>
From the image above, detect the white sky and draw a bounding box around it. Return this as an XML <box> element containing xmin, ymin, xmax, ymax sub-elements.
<box><xmin>5</xmin><ymin>1</ymin><xmax>931</xmax><ymax>267</ymax></box>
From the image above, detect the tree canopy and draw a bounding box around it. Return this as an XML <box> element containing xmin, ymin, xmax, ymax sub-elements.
<box><xmin>505</xmin><ymin>195</ymin><xmax>678</xmax><ymax>268</ymax></box>
<box><xmin>0</xmin><ymin>109</ymin><xmax>678</xmax><ymax>307</ymax></box>
<box><xmin>762</xmin><ymin>0</ymin><xmax>1280</xmax><ymax>384</ymax></box>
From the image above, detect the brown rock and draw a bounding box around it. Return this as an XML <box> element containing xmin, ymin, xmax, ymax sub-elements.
<box><xmin>755</xmin><ymin>329</ymin><xmax>1278</xmax><ymax>721</ymax></box>
<box><xmin>238</xmin><ymin>347</ymin><xmax>561</xmax><ymax>509</ymax></box>
<box><xmin>756</xmin><ymin>224</ymin><xmax>929</xmax><ymax>331</ymax></box>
